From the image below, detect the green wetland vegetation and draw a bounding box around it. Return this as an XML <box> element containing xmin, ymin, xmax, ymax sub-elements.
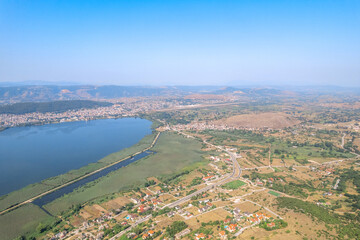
<box><xmin>0</xmin><ymin>204</ymin><xmax>54</xmax><ymax>240</ymax></box>
<box><xmin>43</xmin><ymin>132</ymin><xmax>204</xmax><ymax>214</ymax></box>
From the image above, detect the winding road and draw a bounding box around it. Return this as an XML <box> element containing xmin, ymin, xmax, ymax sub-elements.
<box><xmin>163</xmin><ymin>147</ymin><xmax>241</xmax><ymax>209</ymax></box>
<box><xmin>161</xmin><ymin>130</ymin><xmax>242</xmax><ymax>209</ymax></box>
<box><xmin>110</xmin><ymin>130</ymin><xmax>242</xmax><ymax>240</ymax></box>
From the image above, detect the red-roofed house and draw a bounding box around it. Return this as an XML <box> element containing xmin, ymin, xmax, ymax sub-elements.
<box><xmin>202</xmin><ymin>175</ymin><xmax>215</xmax><ymax>181</ymax></box>
<box><xmin>219</xmin><ymin>230</ymin><xmax>226</xmax><ymax>239</ymax></box>
<box><xmin>196</xmin><ymin>233</ymin><xmax>206</xmax><ymax>240</ymax></box>
<box><xmin>228</xmin><ymin>224</ymin><xmax>237</xmax><ymax>232</ymax></box>
<box><xmin>267</xmin><ymin>222</ymin><xmax>276</xmax><ymax>228</ymax></box>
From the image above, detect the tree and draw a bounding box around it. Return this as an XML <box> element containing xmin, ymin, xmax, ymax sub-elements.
<box><xmin>36</xmin><ymin>223</ymin><xmax>49</xmax><ymax>233</ymax></box>
<box><xmin>166</xmin><ymin>221</ymin><xmax>188</xmax><ymax>237</ymax></box>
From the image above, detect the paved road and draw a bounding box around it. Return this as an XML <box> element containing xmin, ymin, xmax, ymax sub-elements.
<box><xmin>163</xmin><ymin>134</ymin><xmax>242</xmax><ymax>209</ymax></box>
<box><xmin>109</xmin><ymin>214</ymin><xmax>152</xmax><ymax>240</ymax></box>
<box><xmin>105</xmin><ymin>130</ymin><xmax>242</xmax><ymax>240</ymax></box>
<box><xmin>234</xmin><ymin>222</ymin><xmax>258</xmax><ymax>237</ymax></box>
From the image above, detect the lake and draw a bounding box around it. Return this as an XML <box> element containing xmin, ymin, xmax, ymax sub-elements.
<box><xmin>0</xmin><ymin>118</ymin><xmax>152</xmax><ymax>196</ymax></box>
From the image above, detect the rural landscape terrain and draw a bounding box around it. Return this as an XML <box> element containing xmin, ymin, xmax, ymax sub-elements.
<box><xmin>2</xmin><ymin>0</ymin><xmax>359</xmax><ymax>239</ymax></box>
<box><xmin>1</xmin><ymin>86</ymin><xmax>360</xmax><ymax>240</ymax></box>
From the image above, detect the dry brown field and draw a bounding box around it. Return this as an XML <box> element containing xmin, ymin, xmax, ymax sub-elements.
<box><xmin>212</xmin><ymin>112</ymin><xmax>300</xmax><ymax>129</ymax></box>
<box><xmin>185</xmin><ymin>208</ymin><xmax>230</xmax><ymax>229</ymax></box>
<box><xmin>158</xmin><ymin>193</ymin><xmax>176</xmax><ymax>203</ymax></box>
<box><xmin>101</xmin><ymin>196</ymin><xmax>131</xmax><ymax>210</ymax></box>
<box><xmin>184</xmin><ymin>94</ymin><xmax>226</xmax><ymax>100</ymax></box>
<box><xmin>79</xmin><ymin>204</ymin><xmax>108</xmax><ymax>219</ymax></box>
<box><xmin>155</xmin><ymin>214</ymin><xmax>184</xmax><ymax>229</ymax></box>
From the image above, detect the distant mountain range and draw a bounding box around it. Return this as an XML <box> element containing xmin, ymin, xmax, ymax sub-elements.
<box><xmin>0</xmin><ymin>80</ymin><xmax>82</xmax><ymax>87</ymax></box>
<box><xmin>0</xmin><ymin>84</ymin><xmax>359</xmax><ymax>104</ymax></box>
<box><xmin>0</xmin><ymin>85</ymin><xmax>180</xmax><ymax>103</ymax></box>
<box><xmin>0</xmin><ymin>85</ymin><xmax>236</xmax><ymax>103</ymax></box>
<box><xmin>0</xmin><ymin>100</ymin><xmax>112</xmax><ymax>114</ymax></box>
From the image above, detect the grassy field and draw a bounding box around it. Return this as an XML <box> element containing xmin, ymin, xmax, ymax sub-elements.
<box><xmin>268</xmin><ymin>190</ymin><xmax>281</xmax><ymax>197</ymax></box>
<box><xmin>201</xmin><ymin>129</ymin><xmax>355</xmax><ymax>166</ymax></box>
<box><xmin>44</xmin><ymin>132</ymin><xmax>205</xmax><ymax>215</ymax></box>
<box><xmin>270</xmin><ymin>140</ymin><xmax>355</xmax><ymax>163</ymax></box>
<box><xmin>222</xmin><ymin>180</ymin><xmax>246</xmax><ymax>190</ymax></box>
<box><xmin>0</xmin><ymin>133</ymin><xmax>157</xmax><ymax>212</ymax></box>
<box><xmin>0</xmin><ymin>203</ymin><xmax>53</xmax><ymax>240</ymax></box>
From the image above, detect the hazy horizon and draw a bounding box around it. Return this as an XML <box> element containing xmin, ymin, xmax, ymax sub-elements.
<box><xmin>1</xmin><ymin>0</ymin><xmax>359</xmax><ymax>87</ymax></box>
<box><xmin>2</xmin><ymin>80</ymin><xmax>360</xmax><ymax>90</ymax></box>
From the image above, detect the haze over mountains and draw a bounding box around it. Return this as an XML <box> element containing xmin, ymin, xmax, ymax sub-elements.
<box><xmin>1</xmin><ymin>84</ymin><xmax>360</xmax><ymax>104</ymax></box>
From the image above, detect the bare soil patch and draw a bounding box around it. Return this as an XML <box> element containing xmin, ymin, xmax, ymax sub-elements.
<box><xmin>101</xmin><ymin>196</ymin><xmax>131</xmax><ymax>210</ymax></box>
<box><xmin>184</xmin><ymin>94</ymin><xmax>226</xmax><ymax>100</ymax></box>
<box><xmin>212</xmin><ymin>112</ymin><xmax>300</xmax><ymax>129</ymax></box>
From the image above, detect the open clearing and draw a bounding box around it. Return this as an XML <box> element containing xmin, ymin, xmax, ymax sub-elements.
<box><xmin>212</xmin><ymin>112</ymin><xmax>300</xmax><ymax>129</ymax></box>
<box><xmin>268</xmin><ymin>190</ymin><xmax>281</xmax><ymax>197</ymax></box>
<box><xmin>222</xmin><ymin>180</ymin><xmax>246</xmax><ymax>190</ymax></box>
<box><xmin>186</xmin><ymin>208</ymin><xmax>230</xmax><ymax>229</ymax></box>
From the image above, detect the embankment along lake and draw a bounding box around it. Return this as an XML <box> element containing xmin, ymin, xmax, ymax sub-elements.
<box><xmin>0</xmin><ymin>118</ymin><xmax>152</xmax><ymax>196</ymax></box>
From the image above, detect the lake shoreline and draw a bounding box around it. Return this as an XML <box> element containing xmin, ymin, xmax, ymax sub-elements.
<box><xmin>0</xmin><ymin>117</ymin><xmax>160</xmax><ymax>212</ymax></box>
<box><xmin>0</xmin><ymin>132</ymin><xmax>161</xmax><ymax>215</ymax></box>
<box><xmin>0</xmin><ymin>114</ymin><xmax>161</xmax><ymax>133</ymax></box>
<box><xmin>0</xmin><ymin>114</ymin><xmax>129</xmax><ymax>133</ymax></box>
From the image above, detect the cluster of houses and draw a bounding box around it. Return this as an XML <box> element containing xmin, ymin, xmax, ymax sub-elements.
<box><xmin>126</xmin><ymin>229</ymin><xmax>156</xmax><ymax>240</ymax></box>
<box><xmin>224</xmin><ymin>209</ymin><xmax>275</xmax><ymax>233</ymax></box>
<box><xmin>192</xmin><ymin>208</ymin><xmax>276</xmax><ymax>240</ymax></box>
<box><xmin>51</xmin><ymin>211</ymin><xmax>116</xmax><ymax>240</ymax></box>
<box><xmin>72</xmin><ymin>231</ymin><xmax>105</xmax><ymax>240</ymax></box>
<box><xmin>202</xmin><ymin>174</ymin><xmax>216</xmax><ymax>182</ymax></box>
<box><xmin>223</xmin><ymin>217</ymin><xmax>239</xmax><ymax>232</ymax></box>
<box><xmin>194</xmin><ymin>232</ymin><xmax>208</xmax><ymax>240</ymax></box>
<box><xmin>319</xmin><ymin>166</ymin><xmax>336</xmax><ymax>175</ymax></box>
<box><xmin>126</xmin><ymin>213</ymin><xmax>140</xmax><ymax>222</ymax></box>
<box><xmin>250</xmin><ymin>176</ymin><xmax>285</xmax><ymax>187</ymax></box>
<box><xmin>130</xmin><ymin>193</ymin><xmax>165</xmax><ymax>215</ymax></box>
<box><xmin>50</xmin><ymin>230</ymin><xmax>67</xmax><ymax>240</ymax></box>
<box><xmin>210</xmin><ymin>156</ymin><xmax>221</xmax><ymax>162</ymax></box>
<box><xmin>209</xmin><ymin>155</ymin><xmax>234</xmax><ymax>166</ymax></box>
<box><xmin>198</xmin><ymin>202</ymin><xmax>214</xmax><ymax>213</ymax></box>
<box><xmin>168</xmin><ymin>205</ymin><xmax>193</xmax><ymax>219</ymax></box>
<box><xmin>141</xmin><ymin>230</ymin><xmax>156</xmax><ymax>239</ymax></box>
<box><xmin>247</xmin><ymin>212</ymin><xmax>272</xmax><ymax>224</ymax></box>
<box><xmin>310</xmin><ymin>165</ymin><xmax>336</xmax><ymax>176</ymax></box>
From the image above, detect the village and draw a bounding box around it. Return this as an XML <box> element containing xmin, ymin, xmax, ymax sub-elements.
<box><xmin>5</xmin><ymin>96</ymin><xmax>360</xmax><ymax>240</ymax></box>
<box><xmin>0</xmin><ymin>96</ymin><xmax>238</xmax><ymax>129</ymax></box>
<box><xmin>46</xmin><ymin>134</ymin><xmax>359</xmax><ymax>240</ymax></box>
<box><xmin>39</xmin><ymin>140</ymin><xmax>282</xmax><ymax>239</ymax></box>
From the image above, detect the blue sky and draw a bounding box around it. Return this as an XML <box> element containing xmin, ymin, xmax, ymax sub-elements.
<box><xmin>0</xmin><ymin>0</ymin><xmax>359</xmax><ymax>86</ymax></box>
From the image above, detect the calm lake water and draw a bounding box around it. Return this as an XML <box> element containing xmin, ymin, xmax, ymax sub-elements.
<box><xmin>0</xmin><ymin>118</ymin><xmax>152</xmax><ymax>196</ymax></box>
